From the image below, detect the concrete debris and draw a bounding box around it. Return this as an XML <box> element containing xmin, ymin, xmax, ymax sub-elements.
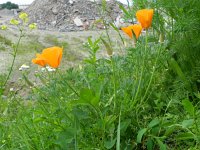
<box><xmin>74</xmin><ymin>16</ymin><xmax>83</xmax><ymax>27</ymax></box>
<box><xmin>25</xmin><ymin>0</ymin><xmax>124</xmax><ymax>32</ymax></box>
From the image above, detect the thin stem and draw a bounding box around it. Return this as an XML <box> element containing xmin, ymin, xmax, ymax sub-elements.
<box><xmin>111</xmin><ymin>56</ymin><xmax>117</xmax><ymax>112</ymax></box>
<box><xmin>3</xmin><ymin>30</ymin><xmax>23</xmax><ymax>87</ymax></box>
<box><xmin>140</xmin><ymin>46</ymin><xmax>162</xmax><ymax>104</ymax></box>
<box><xmin>57</xmin><ymin>70</ymin><xmax>80</xmax><ymax>97</ymax></box>
<box><xmin>131</xmin><ymin>30</ymin><xmax>148</xmax><ymax>108</ymax></box>
<box><xmin>193</xmin><ymin>110</ymin><xmax>200</xmax><ymax>133</ymax></box>
<box><xmin>74</xmin><ymin>116</ymin><xmax>78</xmax><ymax>150</ymax></box>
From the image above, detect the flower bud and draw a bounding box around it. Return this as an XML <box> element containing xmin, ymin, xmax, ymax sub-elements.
<box><xmin>1</xmin><ymin>25</ymin><xmax>7</xmax><ymax>30</ymax></box>
<box><xmin>19</xmin><ymin>12</ymin><xmax>29</xmax><ymax>23</ymax></box>
<box><xmin>10</xmin><ymin>19</ymin><xmax>19</xmax><ymax>25</ymax></box>
<box><xmin>29</xmin><ymin>23</ymin><xmax>37</xmax><ymax>30</ymax></box>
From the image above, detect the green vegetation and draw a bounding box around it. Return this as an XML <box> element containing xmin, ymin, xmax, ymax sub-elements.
<box><xmin>44</xmin><ymin>34</ymin><xmax>69</xmax><ymax>49</ymax></box>
<box><xmin>18</xmin><ymin>40</ymin><xmax>45</xmax><ymax>54</ymax></box>
<box><xmin>0</xmin><ymin>34</ymin><xmax>12</xmax><ymax>46</ymax></box>
<box><xmin>0</xmin><ymin>1</ymin><xmax>19</xmax><ymax>10</ymax></box>
<box><xmin>0</xmin><ymin>0</ymin><xmax>200</xmax><ymax>149</ymax></box>
<box><xmin>0</xmin><ymin>34</ymin><xmax>12</xmax><ymax>51</ymax></box>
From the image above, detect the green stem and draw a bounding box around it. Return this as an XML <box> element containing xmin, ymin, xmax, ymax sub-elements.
<box><xmin>74</xmin><ymin>116</ymin><xmax>78</xmax><ymax>150</ymax></box>
<box><xmin>57</xmin><ymin>70</ymin><xmax>79</xmax><ymax>97</ymax></box>
<box><xmin>111</xmin><ymin>56</ymin><xmax>117</xmax><ymax>112</ymax></box>
<box><xmin>193</xmin><ymin>111</ymin><xmax>200</xmax><ymax>133</ymax></box>
<box><xmin>131</xmin><ymin>30</ymin><xmax>148</xmax><ymax>108</ymax></box>
<box><xmin>116</xmin><ymin>107</ymin><xmax>121</xmax><ymax>150</ymax></box>
<box><xmin>140</xmin><ymin>46</ymin><xmax>162</xmax><ymax>104</ymax></box>
<box><xmin>3</xmin><ymin>30</ymin><xmax>23</xmax><ymax>87</ymax></box>
<box><xmin>171</xmin><ymin>17</ymin><xmax>174</xmax><ymax>40</ymax></box>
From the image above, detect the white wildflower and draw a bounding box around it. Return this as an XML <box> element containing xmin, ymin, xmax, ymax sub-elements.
<box><xmin>19</xmin><ymin>64</ymin><xmax>30</xmax><ymax>71</ymax></box>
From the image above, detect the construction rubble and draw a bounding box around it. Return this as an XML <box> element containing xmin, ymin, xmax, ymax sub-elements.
<box><xmin>25</xmin><ymin>0</ymin><xmax>125</xmax><ymax>32</ymax></box>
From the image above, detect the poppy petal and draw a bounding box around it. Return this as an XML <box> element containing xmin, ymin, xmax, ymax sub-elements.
<box><xmin>136</xmin><ymin>9</ymin><xmax>154</xmax><ymax>29</ymax></box>
<box><xmin>32</xmin><ymin>54</ymin><xmax>46</xmax><ymax>67</ymax></box>
<box><xmin>41</xmin><ymin>47</ymin><xmax>63</xmax><ymax>68</ymax></box>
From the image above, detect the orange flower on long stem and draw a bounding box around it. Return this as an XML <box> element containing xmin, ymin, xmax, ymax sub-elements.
<box><xmin>121</xmin><ymin>24</ymin><xmax>142</xmax><ymax>39</ymax></box>
<box><xmin>32</xmin><ymin>46</ymin><xmax>63</xmax><ymax>68</ymax></box>
<box><xmin>136</xmin><ymin>9</ymin><xmax>154</xmax><ymax>29</ymax></box>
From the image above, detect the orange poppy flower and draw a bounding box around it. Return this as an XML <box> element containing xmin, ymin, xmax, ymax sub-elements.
<box><xmin>121</xmin><ymin>24</ymin><xmax>142</xmax><ymax>39</ymax></box>
<box><xmin>32</xmin><ymin>46</ymin><xmax>63</xmax><ymax>68</ymax></box>
<box><xmin>32</xmin><ymin>54</ymin><xmax>46</xmax><ymax>67</ymax></box>
<box><xmin>136</xmin><ymin>9</ymin><xmax>154</xmax><ymax>29</ymax></box>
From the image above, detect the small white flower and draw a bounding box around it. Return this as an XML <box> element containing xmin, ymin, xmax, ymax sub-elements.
<box><xmin>41</xmin><ymin>68</ymin><xmax>46</xmax><ymax>72</ymax></box>
<box><xmin>41</xmin><ymin>66</ymin><xmax>56</xmax><ymax>72</ymax></box>
<box><xmin>46</xmin><ymin>66</ymin><xmax>56</xmax><ymax>72</ymax></box>
<box><xmin>19</xmin><ymin>64</ymin><xmax>30</xmax><ymax>71</ymax></box>
<box><xmin>10</xmin><ymin>88</ymin><xmax>14</xmax><ymax>92</ymax></box>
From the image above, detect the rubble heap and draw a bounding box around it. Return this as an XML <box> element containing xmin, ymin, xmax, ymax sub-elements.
<box><xmin>25</xmin><ymin>0</ymin><xmax>123</xmax><ymax>32</ymax></box>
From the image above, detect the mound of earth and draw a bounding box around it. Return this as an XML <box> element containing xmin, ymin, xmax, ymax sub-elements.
<box><xmin>0</xmin><ymin>9</ymin><xmax>15</xmax><ymax>16</ymax></box>
<box><xmin>25</xmin><ymin>0</ymin><xmax>123</xmax><ymax>32</ymax></box>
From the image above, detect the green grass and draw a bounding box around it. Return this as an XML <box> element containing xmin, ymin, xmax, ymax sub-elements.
<box><xmin>44</xmin><ymin>34</ymin><xmax>69</xmax><ymax>48</ymax></box>
<box><xmin>0</xmin><ymin>0</ymin><xmax>200</xmax><ymax>149</ymax></box>
<box><xmin>17</xmin><ymin>40</ymin><xmax>45</xmax><ymax>54</ymax></box>
<box><xmin>0</xmin><ymin>34</ymin><xmax>12</xmax><ymax>46</ymax></box>
<box><xmin>0</xmin><ymin>34</ymin><xmax>13</xmax><ymax>51</ymax></box>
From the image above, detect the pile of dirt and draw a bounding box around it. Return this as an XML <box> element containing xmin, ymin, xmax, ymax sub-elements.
<box><xmin>25</xmin><ymin>0</ymin><xmax>123</xmax><ymax>32</ymax></box>
<box><xmin>0</xmin><ymin>9</ymin><xmax>15</xmax><ymax>16</ymax></box>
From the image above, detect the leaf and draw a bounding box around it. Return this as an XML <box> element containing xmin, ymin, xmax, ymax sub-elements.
<box><xmin>104</xmin><ymin>138</ymin><xmax>116</xmax><ymax>149</ymax></box>
<box><xmin>101</xmin><ymin>0</ymin><xmax>107</xmax><ymax>12</ymax></box>
<box><xmin>147</xmin><ymin>138</ymin><xmax>154</xmax><ymax>150</ymax></box>
<box><xmin>71</xmin><ymin>88</ymin><xmax>99</xmax><ymax>107</ymax></box>
<box><xmin>181</xmin><ymin>119</ymin><xmax>194</xmax><ymax>128</ymax></box>
<box><xmin>137</xmin><ymin>128</ymin><xmax>147</xmax><ymax>143</ymax></box>
<box><xmin>116</xmin><ymin>111</ymin><xmax>121</xmax><ymax>150</ymax></box>
<box><xmin>155</xmin><ymin>138</ymin><xmax>167</xmax><ymax>150</ymax></box>
<box><xmin>110</xmin><ymin>23</ymin><xmax>119</xmax><ymax>31</ymax></box>
<box><xmin>120</xmin><ymin>119</ymin><xmax>131</xmax><ymax>134</ymax></box>
<box><xmin>194</xmin><ymin>92</ymin><xmax>200</xmax><ymax>100</ymax></box>
<box><xmin>148</xmin><ymin>118</ymin><xmax>160</xmax><ymax>128</ymax></box>
<box><xmin>182</xmin><ymin>99</ymin><xmax>195</xmax><ymax>116</ymax></box>
<box><xmin>176</xmin><ymin>132</ymin><xmax>195</xmax><ymax>140</ymax></box>
<box><xmin>100</xmin><ymin>37</ymin><xmax>113</xmax><ymax>56</ymax></box>
<box><xmin>110</xmin><ymin>23</ymin><xmax>125</xmax><ymax>44</ymax></box>
<box><xmin>55</xmin><ymin>128</ymin><xmax>76</xmax><ymax>148</ymax></box>
<box><xmin>118</xmin><ymin>4</ymin><xmax>129</xmax><ymax>17</ymax></box>
<box><xmin>164</xmin><ymin>126</ymin><xmax>177</xmax><ymax>137</ymax></box>
<box><xmin>33</xmin><ymin>117</ymin><xmax>46</xmax><ymax>123</ymax></box>
<box><xmin>169</xmin><ymin>58</ymin><xmax>191</xmax><ymax>91</ymax></box>
<box><xmin>88</xmin><ymin>37</ymin><xmax>93</xmax><ymax>46</ymax></box>
<box><xmin>72</xmin><ymin>107</ymin><xmax>89</xmax><ymax>120</ymax></box>
<box><xmin>104</xmin><ymin>115</ymin><xmax>117</xmax><ymax>127</ymax></box>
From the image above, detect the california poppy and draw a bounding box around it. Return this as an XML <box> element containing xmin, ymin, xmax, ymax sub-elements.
<box><xmin>136</xmin><ymin>9</ymin><xmax>154</xmax><ymax>29</ymax></box>
<box><xmin>32</xmin><ymin>47</ymin><xmax>63</xmax><ymax>68</ymax></box>
<box><xmin>121</xmin><ymin>24</ymin><xmax>142</xmax><ymax>39</ymax></box>
<box><xmin>32</xmin><ymin>54</ymin><xmax>46</xmax><ymax>67</ymax></box>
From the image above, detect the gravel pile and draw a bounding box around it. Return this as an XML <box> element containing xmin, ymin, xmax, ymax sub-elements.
<box><xmin>25</xmin><ymin>0</ymin><xmax>123</xmax><ymax>32</ymax></box>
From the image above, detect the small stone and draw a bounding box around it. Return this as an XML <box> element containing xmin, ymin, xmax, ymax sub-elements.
<box><xmin>51</xmin><ymin>20</ymin><xmax>57</xmax><ymax>25</ymax></box>
<box><xmin>74</xmin><ymin>16</ymin><xmax>83</xmax><ymax>27</ymax></box>
<box><xmin>52</xmin><ymin>6</ymin><xmax>59</xmax><ymax>15</ymax></box>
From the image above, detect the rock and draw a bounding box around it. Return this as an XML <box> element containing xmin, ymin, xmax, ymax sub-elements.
<box><xmin>52</xmin><ymin>6</ymin><xmax>59</xmax><ymax>15</ymax></box>
<box><xmin>69</xmin><ymin>0</ymin><xmax>74</xmax><ymax>4</ymax></box>
<box><xmin>51</xmin><ymin>20</ymin><xmax>57</xmax><ymax>25</ymax></box>
<box><xmin>114</xmin><ymin>15</ymin><xmax>125</xmax><ymax>29</ymax></box>
<box><xmin>74</xmin><ymin>16</ymin><xmax>83</xmax><ymax>27</ymax></box>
